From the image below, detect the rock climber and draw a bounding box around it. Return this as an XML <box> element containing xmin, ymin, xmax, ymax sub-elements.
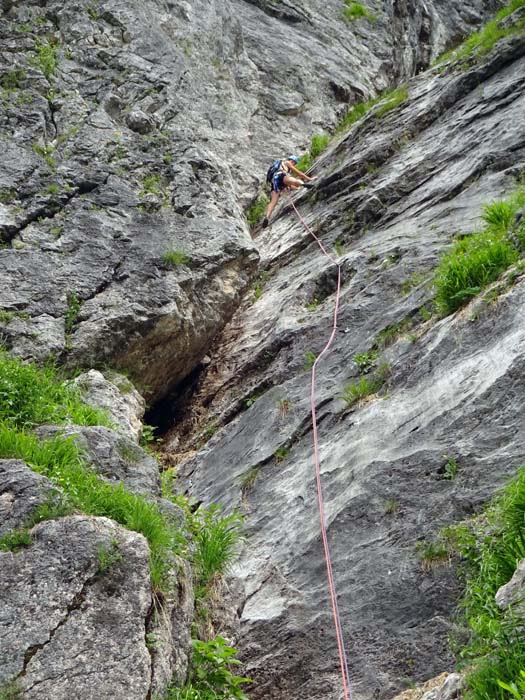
<box><xmin>262</xmin><ymin>155</ymin><xmax>316</xmax><ymax>228</ymax></box>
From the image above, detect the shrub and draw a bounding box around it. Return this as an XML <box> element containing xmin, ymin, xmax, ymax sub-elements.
<box><xmin>0</xmin><ymin>68</ymin><xmax>26</xmax><ymax>90</ymax></box>
<box><xmin>167</xmin><ymin>637</ymin><xmax>250</xmax><ymax>700</ymax></box>
<box><xmin>353</xmin><ymin>349</ymin><xmax>378</xmax><ymax>373</ymax></box>
<box><xmin>33</xmin><ymin>41</ymin><xmax>58</xmax><ymax>79</ymax></box>
<box><xmin>65</xmin><ymin>291</ymin><xmax>82</xmax><ymax>333</ymax></box>
<box><xmin>310</xmin><ymin>133</ymin><xmax>330</xmax><ymax>159</ymax></box>
<box><xmin>0</xmin><ymin>350</ymin><xmax>109</xmax><ymax>428</ymax></box>
<box><xmin>245</xmin><ymin>193</ymin><xmax>269</xmax><ymax>228</ymax></box>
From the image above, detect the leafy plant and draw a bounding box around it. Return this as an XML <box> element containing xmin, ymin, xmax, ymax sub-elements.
<box><xmin>167</xmin><ymin>637</ymin><xmax>250</xmax><ymax>700</ymax></box>
<box><xmin>353</xmin><ymin>349</ymin><xmax>378</xmax><ymax>373</ymax></box>
<box><xmin>33</xmin><ymin>143</ymin><xmax>56</xmax><ymax>169</ymax></box>
<box><xmin>442</xmin><ymin>455</ymin><xmax>458</xmax><ymax>480</ymax></box>
<box><xmin>33</xmin><ymin>41</ymin><xmax>58</xmax><ymax>79</ymax></box>
<box><xmin>0</xmin><ymin>350</ymin><xmax>108</xmax><ymax>428</ymax></box>
<box><xmin>140</xmin><ymin>174</ymin><xmax>163</xmax><ymax>196</ymax></box>
<box><xmin>306</xmin><ymin>297</ymin><xmax>319</xmax><ymax>312</ymax></box>
<box><xmin>416</xmin><ymin>540</ymin><xmax>449</xmax><ymax>572</ymax></box>
<box><xmin>340</xmin><ymin>374</ymin><xmax>384</xmax><ymax>407</ymax></box>
<box><xmin>0</xmin><ymin>68</ymin><xmax>26</xmax><ymax>90</ymax></box>
<box><xmin>434</xmin><ymin>0</ymin><xmax>525</xmax><ymax>69</ymax></box>
<box><xmin>245</xmin><ymin>193</ymin><xmax>269</xmax><ymax>228</ymax></box>
<box><xmin>163</xmin><ymin>250</ymin><xmax>190</xmax><ymax>267</ymax></box>
<box><xmin>65</xmin><ymin>291</ymin><xmax>82</xmax><ymax>333</ymax></box>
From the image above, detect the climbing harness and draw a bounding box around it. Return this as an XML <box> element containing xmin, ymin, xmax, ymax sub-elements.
<box><xmin>287</xmin><ymin>192</ymin><xmax>352</xmax><ymax>700</ymax></box>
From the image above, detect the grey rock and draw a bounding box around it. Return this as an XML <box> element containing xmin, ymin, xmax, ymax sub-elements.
<box><xmin>496</xmin><ymin>559</ymin><xmax>525</xmax><ymax>611</ymax></box>
<box><xmin>35</xmin><ymin>424</ymin><xmax>161</xmax><ymax>498</ymax></box>
<box><xmin>0</xmin><ymin>515</ymin><xmax>152</xmax><ymax>699</ymax></box>
<box><xmin>149</xmin><ymin>558</ymin><xmax>194</xmax><ymax>694</ymax></box>
<box><xmin>421</xmin><ymin>673</ymin><xmax>464</xmax><ymax>700</ymax></box>
<box><xmin>72</xmin><ymin>369</ymin><xmax>146</xmax><ymax>443</ymax></box>
<box><xmin>174</xmin><ymin>32</ymin><xmax>525</xmax><ymax>700</ymax></box>
<box><xmin>125</xmin><ymin>108</ymin><xmax>157</xmax><ymax>134</ymax></box>
<box><xmin>0</xmin><ymin>460</ymin><xmax>59</xmax><ymax>536</ymax></box>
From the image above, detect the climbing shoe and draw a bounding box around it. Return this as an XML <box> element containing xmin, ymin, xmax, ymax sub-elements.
<box><xmin>302</xmin><ymin>182</ymin><xmax>315</xmax><ymax>190</ymax></box>
<box><xmin>262</xmin><ymin>217</ymin><xmax>269</xmax><ymax>228</ymax></box>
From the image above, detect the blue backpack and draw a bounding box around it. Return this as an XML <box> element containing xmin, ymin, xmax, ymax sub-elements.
<box><xmin>266</xmin><ymin>159</ymin><xmax>282</xmax><ymax>183</ymax></box>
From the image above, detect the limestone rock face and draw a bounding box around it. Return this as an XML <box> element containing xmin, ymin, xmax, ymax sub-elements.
<box><xmin>72</xmin><ymin>369</ymin><xmax>146</xmax><ymax>443</ymax></box>
<box><xmin>0</xmin><ymin>514</ymin><xmax>153</xmax><ymax>700</ymax></box>
<box><xmin>0</xmin><ymin>459</ymin><xmax>59</xmax><ymax>535</ymax></box>
<box><xmin>35</xmin><ymin>424</ymin><xmax>161</xmax><ymax>498</ymax></box>
<box><xmin>174</xmin><ymin>30</ymin><xmax>525</xmax><ymax>700</ymax></box>
<box><xmin>0</xmin><ymin>0</ymin><xmax>498</xmax><ymax>401</ymax></box>
<box><xmin>496</xmin><ymin>559</ymin><xmax>525</xmax><ymax>612</ymax></box>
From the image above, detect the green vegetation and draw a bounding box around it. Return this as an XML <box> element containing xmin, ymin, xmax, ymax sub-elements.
<box><xmin>167</xmin><ymin>637</ymin><xmax>250</xmax><ymax>700</ymax></box>
<box><xmin>45</xmin><ymin>183</ymin><xmax>60</xmax><ymax>195</ymax></box>
<box><xmin>97</xmin><ymin>540</ymin><xmax>123</xmax><ymax>572</ymax></box>
<box><xmin>0</xmin><ymin>529</ymin><xmax>32</xmax><ymax>552</ymax></box>
<box><xmin>140</xmin><ymin>174</ymin><xmax>163</xmax><ymax>197</ymax></box>
<box><xmin>0</xmin><ymin>351</ymin><xmax>242</xmax><ymax>595</ymax></box>
<box><xmin>33</xmin><ymin>143</ymin><xmax>56</xmax><ymax>169</ymax></box>
<box><xmin>297</xmin><ymin>133</ymin><xmax>330</xmax><ymax>173</ymax></box>
<box><xmin>353</xmin><ymin>349</ymin><xmax>379</xmax><ymax>373</ymax></box>
<box><xmin>0</xmin><ymin>350</ymin><xmax>108</xmax><ymax>428</ymax></box>
<box><xmin>340</xmin><ymin>374</ymin><xmax>384</xmax><ymax>407</ymax></box>
<box><xmin>303</xmin><ymin>350</ymin><xmax>317</xmax><ymax>371</ymax></box>
<box><xmin>0</xmin><ymin>68</ymin><xmax>26</xmax><ymax>90</ymax></box>
<box><xmin>245</xmin><ymin>193</ymin><xmax>269</xmax><ymax>228</ymax></box>
<box><xmin>375</xmin><ymin>319</ymin><xmax>412</xmax><ymax>348</ymax></box>
<box><xmin>435</xmin><ymin>0</ymin><xmax>525</xmax><ymax>69</ymax></box>
<box><xmin>434</xmin><ymin>186</ymin><xmax>525</xmax><ymax>315</ymax></box>
<box><xmin>250</xmin><ymin>270</ymin><xmax>271</xmax><ymax>303</ymax></box>
<box><xmin>238</xmin><ymin>467</ymin><xmax>259</xmax><ymax>493</ymax></box>
<box><xmin>416</xmin><ymin>540</ymin><xmax>449</xmax><ymax>572</ymax></box>
<box><xmin>0</xmin><ymin>189</ymin><xmax>15</xmax><ymax>204</ymax></box>
<box><xmin>0</xmin><ymin>310</ymin><xmax>29</xmax><ymax>324</ymax></box>
<box><xmin>33</xmin><ymin>41</ymin><xmax>58</xmax><ymax>79</ymax></box>
<box><xmin>0</xmin><ymin>682</ymin><xmax>22</xmax><ymax>700</ymax></box>
<box><xmin>306</xmin><ymin>297</ymin><xmax>320</xmax><ymax>312</ymax></box>
<box><xmin>384</xmin><ymin>499</ymin><xmax>399</xmax><ymax>516</ymax></box>
<box><xmin>189</xmin><ymin>505</ymin><xmax>243</xmax><ymax>596</ymax></box>
<box><xmin>65</xmin><ymin>291</ymin><xmax>82</xmax><ymax>333</ymax></box>
<box><xmin>443</xmin><ymin>455</ymin><xmax>458</xmax><ymax>480</ymax></box>
<box><xmin>336</xmin><ymin>85</ymin><xmax>408</xmax><ymax>134</ymax></box>
<box><xmin>274</xmin><ymin>446</ymin><xmax>290</xmax><ymax>463</ymax></box>
<box><xmin>342</xmin><ymin>1</ymin><xmax>376</xmax><ymax>23</ymax></box>
<box><xmin>445</xmin><ymin>468</ymin><xmax>525</xmax><ymax>699</ymax></box>
<box><xmin>162</xmin><ymin>250</ymin><xmax>190</xmax><ymax>267</ymax></box>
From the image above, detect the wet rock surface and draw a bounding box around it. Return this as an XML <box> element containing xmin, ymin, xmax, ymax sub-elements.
<box><xmin>173</xmin><ymin>32</ymin><xmax>525</xmax><ymax>700</ymax></box>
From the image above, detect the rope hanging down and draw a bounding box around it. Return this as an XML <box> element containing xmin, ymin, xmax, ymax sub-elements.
<box><xmin>287</xmin><ymin>193</ymin><xmax>352</xmax><ymax>700</ymax></box>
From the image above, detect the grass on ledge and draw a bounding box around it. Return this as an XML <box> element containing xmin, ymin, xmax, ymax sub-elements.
<box><xmin>434</xmin><ymin>0</ymin><xmax>525</xmax><ymax>69</ymax></box>
<box><xmin>434</xmin><ymin>185</ymin><xmax>525</xmax><ymax>315</ymax></box>
<box><xmin>0</xmin><ymin>349</ymin><xmax>109</xmax><ymax>429</ymax></box>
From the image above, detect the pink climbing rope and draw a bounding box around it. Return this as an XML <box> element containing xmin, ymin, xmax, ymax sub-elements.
<box><xmin>287</xmin><ymin>193</ymin><xmax>351</xmax><ymax>700</ymax></box>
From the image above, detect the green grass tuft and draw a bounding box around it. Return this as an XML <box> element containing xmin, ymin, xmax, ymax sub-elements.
<box><xmin>0</xmin><ymin>350</ymin><xmax>109</xmax><ymax>429</ymax></box>
<box><xmin>0</xmin><ymin>529</ymin><xmax>32</xmax><ymax>552</ymax></box>
<box><xmin>434</xmin><ymin>0</ymin><xmax>525</xmax><ymax>69</ymax></box>
<box><xmin>342</xmin><ymin>0</ymin><xmax>376</xmax><ymax>22</ymax></box>
<box><xmin>434</xmin><ymin>186</ymin><xmax>525</xmax><ymax>316</ymax></box>
<box><xmin>162</xmin><ymin>250</ymin><xmax>190</xmax><ymax>267</ymax></box>
<box><xmin>446</xmin><ymin>467</ymin><xmax>525</xmax><ymax>699</ymax></box>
